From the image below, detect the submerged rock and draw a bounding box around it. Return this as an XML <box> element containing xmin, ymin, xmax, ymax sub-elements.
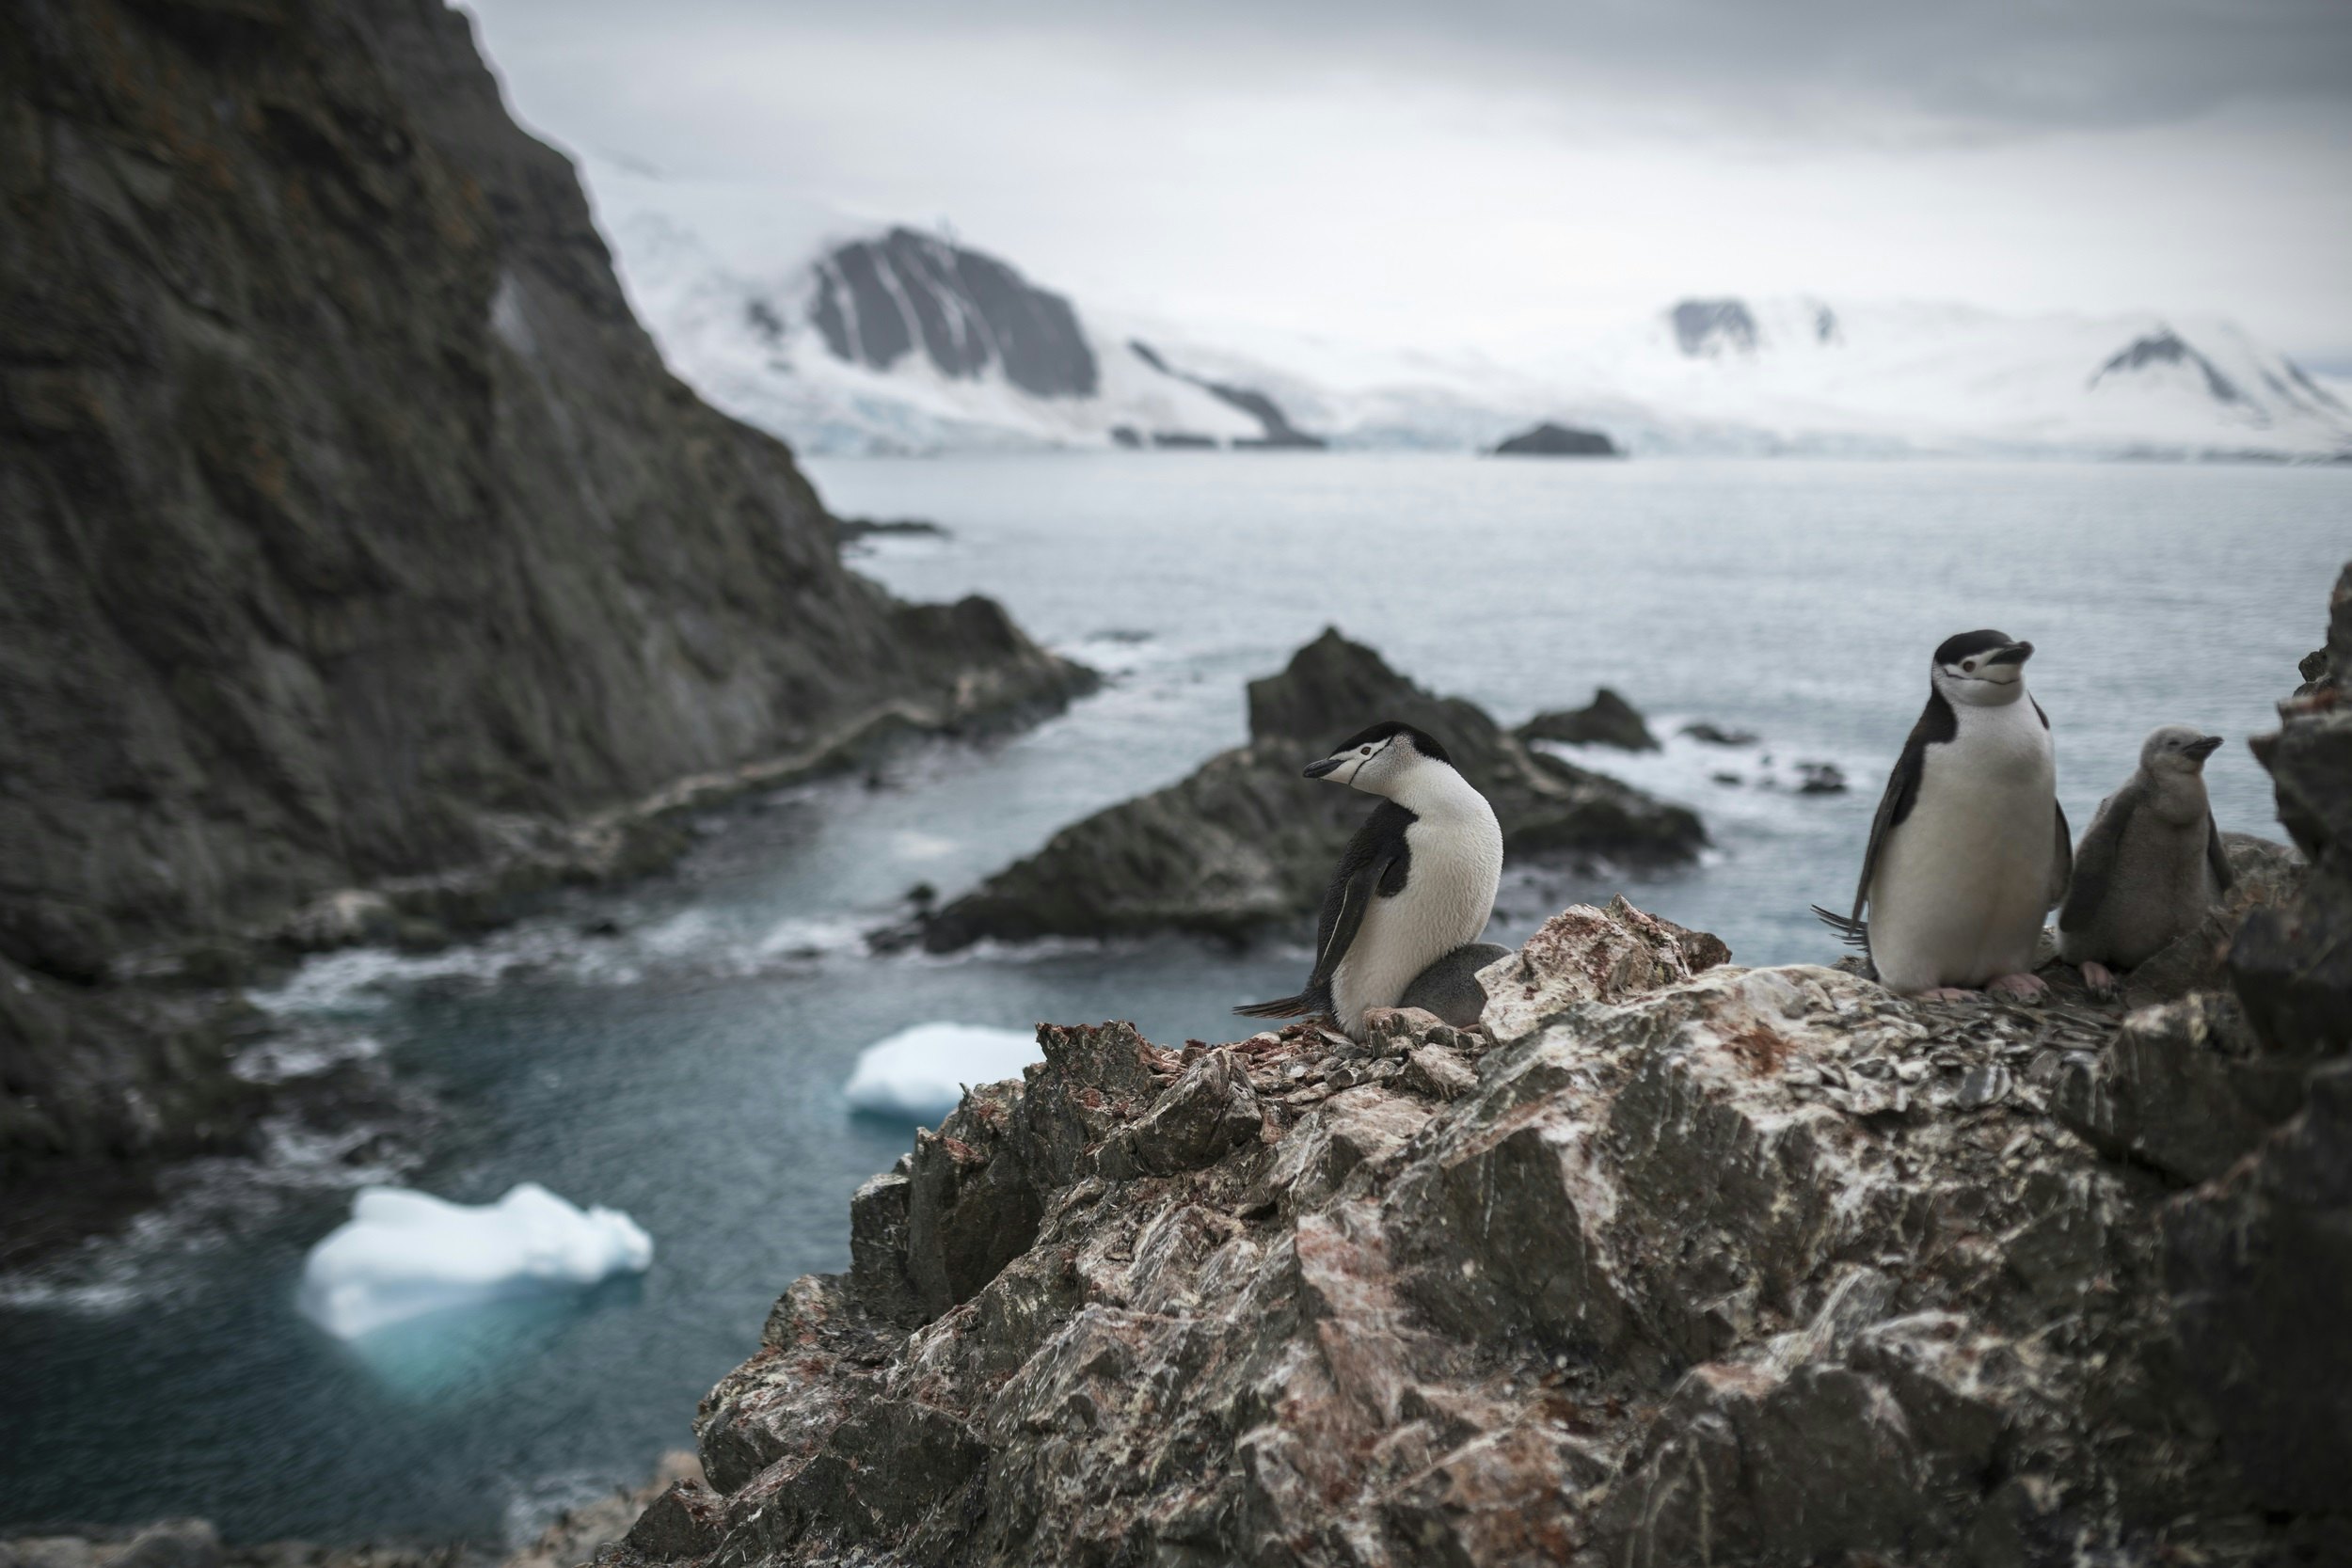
<box><xmin>920</xmin><ymin>631</ymin><xmax>1705</xmax><ymax>950</ymax></box>
<box><xmin>1516</xmin><ymin>689</ymin><xmax>1659</xmax><ymax>752</ymax></box>
<box><xmin>617</xmin><ymin>894</ymin><xmax>2352</xmax><ymax>1566</ymax></box>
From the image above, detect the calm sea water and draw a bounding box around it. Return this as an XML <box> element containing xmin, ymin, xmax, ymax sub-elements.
<box><xmin>1</xmin><ymin>455</ymin><xmax>2342</xmax><ymax>1543</ymax></box>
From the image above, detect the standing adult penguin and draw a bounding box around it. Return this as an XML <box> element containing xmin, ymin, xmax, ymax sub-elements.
<box><xmin>2057</xmin><ymin>725</ymin><xmax>2234</xmax><ymax>998</ymax></box>
<box><xmin>1237</xmin><ymin>721</ymin><xmax>1502</xmax><ymax>1038</ymax></box>
<box><xmin>1815</xmin><ymin>631</ymin><xmax>2071</xmax><ymax>1000</ymax></box>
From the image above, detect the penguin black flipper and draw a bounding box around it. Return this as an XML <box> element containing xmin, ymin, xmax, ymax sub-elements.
<box><xmin>2204</xmin><ymin>811</ymin><xmax>2234</xmax><ymax>893</ymax></box>
<box><xmin>2049</xmin><ymin>798</ymin><xmax>2073</xmax><ymax>911</ymax></box>
<box><xmin>2058</xmin><ymin>785</ymin><xmax>2140</xmax><ymax>934</ymax></box>
<box><xmin>1842</xmin><ymin>690</ymin><xmax>1955</xmax><ymax>929</ymax></box>
<box><xmin>1235</xmin><ymin>800</ymin><xmax>1416</xmax><ymax>1021</ymax></box>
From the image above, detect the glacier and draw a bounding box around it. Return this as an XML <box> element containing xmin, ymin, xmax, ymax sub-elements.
<box><xmin>843</xmin><ymin>1022</ymin><xmax>1042</xmax><ymax>1122</ymax></box>
<box><xmin>298</xmin><ymin>1183</ymin><xmax>654</xmax><ymax>1339</ymax></box>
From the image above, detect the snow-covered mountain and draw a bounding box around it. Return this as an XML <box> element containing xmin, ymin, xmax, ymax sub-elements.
<box><xmin>611</xmin><ymin>214</ymin><xmax>2352</xmax><ymax>461</ymax></box>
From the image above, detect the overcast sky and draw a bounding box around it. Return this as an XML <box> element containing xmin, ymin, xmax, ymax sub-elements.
<box><xmin>461</xmin><ymin>0</ymin><xmax>2352</xmax><ymax>363</ymax></box>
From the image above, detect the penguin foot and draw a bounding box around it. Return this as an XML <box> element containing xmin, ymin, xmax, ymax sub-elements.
<box><xmin>1913</xmin><ymin>987</ymin><xmax>1982</xmax><ymax>1003</ymax></box>
<box><xmin>1985</xmin><ymin>973</ymin><xmax>2049</xmax><ymax>1004</ymax></box>
<box><xmin>2077</xmin><ymin>960</ymin><xmax>2119</xmax><ymax>1001</ymax></box>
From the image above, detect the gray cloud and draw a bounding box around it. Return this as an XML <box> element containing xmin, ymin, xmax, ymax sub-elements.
<box><xmin>479</xmin><ymin>0</ymin><xmax>2352</xmax><ymax>138</ymax></box>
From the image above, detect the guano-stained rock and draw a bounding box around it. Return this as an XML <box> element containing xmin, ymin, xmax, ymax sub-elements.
<box><xmin>627</xmin><ymin>895</ymin><xmax>2341</xmax><ymax>1568</ymax></box>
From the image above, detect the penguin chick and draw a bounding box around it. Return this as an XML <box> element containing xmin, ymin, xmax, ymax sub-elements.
<box><xmin>2057</xmin><ymin>725</ymin><xmax>2233</xmax><ymax>999</ymax></box>
<box><xmin>1237</xmin><ymin>721</ymin><xmax>1502</xmax><ymax>1038</ymax></box>
<box><xmin>1815</xmin><ymin>630</ymin><xmax>2071</xmax><ymax>1002</ymax></box>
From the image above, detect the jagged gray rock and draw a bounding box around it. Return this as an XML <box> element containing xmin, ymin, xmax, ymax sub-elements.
<box><xmin>621</xmin><ymin>895</ymin><xmax>2351</xmax><ymax>1567</ymax></box>
<box><xmin>919</xmin><ymin>631</ymin><xmax>1704</xmax><ymax>950</ymax></box>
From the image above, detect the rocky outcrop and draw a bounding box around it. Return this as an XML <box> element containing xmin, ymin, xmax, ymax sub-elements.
<box><xmin>915</xmin><ymin>631</ymin><xmax>1705</xmax><ymax>950</ymax></box>
<box><xmin>1515</xmin><ymin>689</ymin><xmax>1656</xmax><ymax>751</ymax></box>
<box><xmin>1489</xmin><ymin>423</ymin><xmax>1619</xmax><ymax>457</ymax></box>
<box><xmin>810</xmin><ymin>230</ymin><xmax>1096</xmax><ymax>398</ymax></box>
<box><xmin>0</xmin><ymin>0</ymin><xmax>1085</xmax><ymax>1229</ymax></box>
<box><xmin>612</xmin><ymin>890</ymin><xmax>2352</xmax><ymax>1566</ymax></box>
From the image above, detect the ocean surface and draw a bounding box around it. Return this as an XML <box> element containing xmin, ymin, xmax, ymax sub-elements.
<box><xmin>2</xmin><ymin>454</ymin><xmax>2343</xmax><ymax>1544</ymax></box>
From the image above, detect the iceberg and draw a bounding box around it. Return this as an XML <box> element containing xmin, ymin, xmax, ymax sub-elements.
<box><xmin>298</xmin><ymin>1182</ymin><xmax>653</xmax><ymax>1339</ymax></box>
<box><xmin>843</xmin><ymin>1022</ymin><xmax>1041</xmax><ymax>1121</ymax></box>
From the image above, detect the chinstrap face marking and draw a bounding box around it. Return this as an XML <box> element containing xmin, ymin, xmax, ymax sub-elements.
<box><xmin>1931</xmin><ymin>630</ymin><xmax>2034</xmax><ymax>709</ymax></box>
<box><xmin>1303</xmin><ymin>721</ymin><xmax>1453</xmax><ymax>796</ymax></box>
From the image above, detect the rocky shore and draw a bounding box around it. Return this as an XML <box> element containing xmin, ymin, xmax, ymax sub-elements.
<box><xmin>0</xmin><ymin>0</ymin><xmax>1087</xmax><ymax>1254</ymax></box>
<box><xmin>914</xmin><ymin>631</ymin><xmax>1706</xmax><ymax>952</ymax></box>
<box><xmin>590</xmin><ymin>567</ymin><xmax>2350</xmax><ymax>1566</ymax></box>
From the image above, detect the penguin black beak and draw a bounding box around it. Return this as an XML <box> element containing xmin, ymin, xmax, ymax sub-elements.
<box><xmin>2185</xmin><ymin>736</ymin><xmax>2223</xmax><ymax>762</ymax></box>
<box><xmin>1302</xmin><ymin>758</ymin><xmax>1342</xmax><ymax>779</ymax></box>
<box><xmin>1983</xmin><ymin>641</ymin><xmax>2033</xmax><ymax>667</ymax></box>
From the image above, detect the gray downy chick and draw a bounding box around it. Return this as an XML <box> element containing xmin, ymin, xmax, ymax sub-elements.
<box><xmin>2056</xmin><ymin>724</ymin><xmax>2234</xmax><ymax>998</ymax></box>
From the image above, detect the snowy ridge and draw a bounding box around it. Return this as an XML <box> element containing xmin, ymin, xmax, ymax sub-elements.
<box><xmin>610</xmin><ymin>209</ymin><xmax>2352</xmax><ymax>461</ymax></box>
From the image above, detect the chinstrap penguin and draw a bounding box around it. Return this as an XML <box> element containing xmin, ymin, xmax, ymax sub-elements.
<box><xmin>2057</xmin><ymin>725</ymin><xmax>2234</xmax><ymax>999</ymax></box>
<box><xmin>1816</xmin><ymin>630</ymin><xmax>2071</xmax><ymax>1001</ymax></box>
<box><xmin>1237</xmin><ymin>721</ymin><xmax>1503</xmax><ymax>1038</ymax></box>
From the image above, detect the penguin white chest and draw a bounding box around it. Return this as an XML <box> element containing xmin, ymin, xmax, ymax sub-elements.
<box><xmin>1332</xmin><ymin>804</ymin><xmax>1502</xmax><ymax>1030</ymax></box>
<box><xmin>1869</xmin><ymin>703</ymin><xmax>2056</xmax><ymax>991</ymax></box>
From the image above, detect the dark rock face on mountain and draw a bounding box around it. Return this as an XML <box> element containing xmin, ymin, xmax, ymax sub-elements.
<box><xmin>916</xmin><ymin>631</ymin><xmax>1705</xmax><ymax>951</ymax></box>
<box><xmin>2091</xmin><ymin>328</ymin><xmax>2244</xmax><ymax>404</ymax></box>
<box><xmin>1669</xmin><ymin>297</ymin><xmax>1758</xmax><ymax>356</ymax></box>
<box><xmin>810</xmin><ymin>229</ymin><xmax>1097</xmax><ymax>398</ymax></box>
<box><xmin>1490</xmin><ymin>422</ymin><xmax>1620</xmax><ymax>457</ymax></box>
<box><xmin>1128</xmin><ymin>341</ymin><xmax>1326</xmax><ymax>450</ymax></box>
<box><xmin>611</xmin><ymin>891</ymin><xmax>2350</xmax><ymax>1567</ymax></box>
<box><xmin>1516</xmin><ymin>689</ymin><xmax>1657</xmax><ymax>751</ymax></box>
<box><xmin>0</xmin><ymin>0</ymin><xmax>1085</xmax><ymax>1225</ymax></box>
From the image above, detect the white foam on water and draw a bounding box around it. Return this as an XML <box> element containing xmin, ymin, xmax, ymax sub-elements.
<box><xmin>297</xmin><ymin>1182</ymin><xmax>653</xmax><ymax>1340</ymax></box>
<box><xmin>841</xmin><ymin>1022</ymin><xmax>1041</xmax><ymax>1122</ymax></box>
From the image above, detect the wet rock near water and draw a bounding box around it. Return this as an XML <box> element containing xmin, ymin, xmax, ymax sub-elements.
<box><xmin>1515</xmin><ymin>689</ymin><xmax>1658</xmax><ymax>752</ymax></box>
<box><xmin>607</xmin><ymin>893</ymin><xmax>2352</xmax><ymax>1567</ymax></box>
<box><xmin>916</xmin><ymin>631</ymin><xmax>1706</xmax><ymax>950</ymax></box>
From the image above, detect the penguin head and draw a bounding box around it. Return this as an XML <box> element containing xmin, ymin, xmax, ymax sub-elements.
<box><xmin>1304</xmin><ymin>721</ymin><xmax>1454</xmax><ymax>796</ymax></box>
<box><xmin>1931</xmin><ymin>630</ymin><xmax>2034</xmax><ymax>707</ymax></box>
<box><xmin>2141</xmin><ymin>724</ymin><xmax>2225</xmax><ymax>775</ymax></box>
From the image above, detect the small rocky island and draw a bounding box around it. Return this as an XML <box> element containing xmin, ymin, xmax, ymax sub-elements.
<box><xmin>911</xmin><ymin>631</ymin><xmax>1705</xmax><ymax>951</ymax></box>
<box><xmin>596</xmin><ymin>566</ymin><xmax>2351</xmax><ymax>1567</ymax></box>
<box><xmin>1490</xmin><ymin>422</ymin><xmax>1622</xmax><ymax>457</ymax></box>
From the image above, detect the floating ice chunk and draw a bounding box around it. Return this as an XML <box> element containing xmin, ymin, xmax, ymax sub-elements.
<box><xmin>843</xmin><ymin>1022</ymin><xmax>1040</xmax><ymax>1121</ymax></box>
<box><xmin>298</xmin><ymin>1182</ymin><xmax>653</xmax><ymax>1339</ymax></box>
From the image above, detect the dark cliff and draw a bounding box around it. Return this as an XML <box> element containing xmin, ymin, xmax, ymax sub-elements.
<box><xmin>0</xmin><ymin>0</ymin><xmax>1083</xmax><ymax>1213</ymax></box>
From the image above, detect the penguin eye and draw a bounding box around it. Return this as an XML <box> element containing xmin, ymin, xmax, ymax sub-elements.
<box><xmin>1961</xmin><ymin>659</ymin><xmax>1978</xmax><ymax>673</ymax></box>
<box><xmin>1359</xmin><ymin>746</ymin><xmax>1373</xmax><ymax>755</ymax></box>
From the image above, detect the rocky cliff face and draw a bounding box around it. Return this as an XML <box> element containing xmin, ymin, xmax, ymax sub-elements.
<box><xmin>915</xmin><ymin>630</ymin><xmax>1705</xmax><ymax>952</ymax></box>
<box><xmin>609</xmin><ymin>573</ymin><xmax>2352</xmax><ymax>1566</ymax></box>
<box><xmin>0</xmin><ymin>0</ymin><xmax>1083</xmax><ymax>1212</ymax></box>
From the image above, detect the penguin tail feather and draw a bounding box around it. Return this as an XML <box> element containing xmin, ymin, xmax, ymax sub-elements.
<box><xmin>1810</xmin><ymin>905</ymin><xmax>1871</xmax><ymax>950</ymax></box>
<box><xmin>1234</xmin><ymin>994</ymin><xmax>1311</xmax><ymax>1021</ymax></box>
